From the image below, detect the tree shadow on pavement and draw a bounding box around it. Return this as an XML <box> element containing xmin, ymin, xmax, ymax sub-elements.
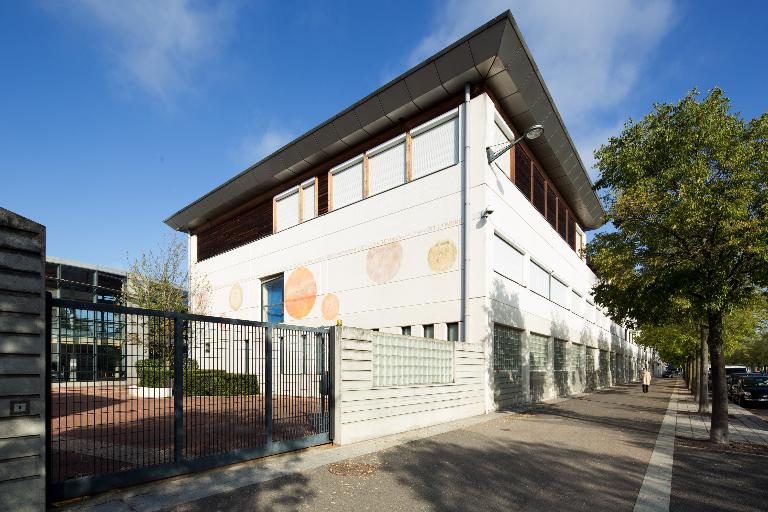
<box><xmin>377</xmin><ymin>436</ymin><xmax>650</xmax><ymax>512</ymax></box>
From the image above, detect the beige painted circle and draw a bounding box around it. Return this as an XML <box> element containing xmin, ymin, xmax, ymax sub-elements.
<box><xmin>427</xmin><ymin>240</ymin><xmax>457</xmax><ymax>272</ymax></box>
<box><xmin>229</xmin><ymin>283</ymin><xmax>243</xmax><ymax>311</ymax></box>
<box><xmin>366</xmin><ymin>242</ymin><xmax>403</xmax><ymax>284</ymax></box>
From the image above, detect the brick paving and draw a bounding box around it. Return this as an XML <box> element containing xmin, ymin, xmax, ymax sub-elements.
<box><xmin>672</xmin><ymin>383</ymin><xmax>768</xmax><ymax>446</ymax></box>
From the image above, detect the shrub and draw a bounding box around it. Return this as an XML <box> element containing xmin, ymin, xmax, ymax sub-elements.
<box><xmin>136</xmin><ymin>359</ymin><xmax>259</xmax><ymax>395</ymax></box>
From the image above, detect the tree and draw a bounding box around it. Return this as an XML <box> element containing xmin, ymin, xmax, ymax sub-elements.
<box><xmin>124</xmin><ymin>235</ymin><xmax>210</xmax><ymax>366</ymax></box>
<box><xmin>587</xmin><ymin>88</ymin><xmax>768</xmax><ymax>444</ymax></box>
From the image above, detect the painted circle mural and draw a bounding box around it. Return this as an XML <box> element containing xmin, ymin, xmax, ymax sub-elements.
<box><xmin>284</xmin><ymin>267</ymin><xmax>317</xmax><ymax>319</ymax></box>
<box><xmin>321</xmin><ymin>293</ymin><xmax>340</xmax><ymax>321</ymax></box>
<box><xmin>427</xmin><ymin>240</ymin><xmax>457</xmax><ymax>272</ymax></box>
<box><xmin>228</xmin><ymin>283</ymin><xmax>243</xmax><ymax>311</ymax></box>
<box><xmin>366</xmin><ymin>242</ymin><xmax>403</xmax><ymax>284</ymax></box>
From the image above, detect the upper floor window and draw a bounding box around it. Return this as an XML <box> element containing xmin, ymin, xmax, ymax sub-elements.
<box><xmin>274</xmin><ymin>178</ymin><xmax>318</xmax><ymax>231</ymax></box>
<box><xmin>331</xmin><ymin>157</ymin><xmax>364</xmax><ymax>209</ymax></box>
<box><xmin>494</xmin><ymin>233</ymin><xmax>524</xmax><ymax>285</ymax></box>
<box><xmin>550</xmin><ymin>276</ymin><xmax>569</xmax><ymax>308</ymax></box>
<box><xmin>368</xmin><ymin>136</ymin><xmax>406</xmax><ymax>196</ymax></box>
<box><xmin>411</xmin><ymin>110</ymin><xmax>459</xmax><ymax>179</ymax></box>
<box><xmin>529</xmin><ymin>260</ymin><xmax>550</xmax><ymax>298</ymax></box>
<box><xmin>275</xmin><ymin>189</ymin><xmax>300</xmax><ymax>232</ymax></box>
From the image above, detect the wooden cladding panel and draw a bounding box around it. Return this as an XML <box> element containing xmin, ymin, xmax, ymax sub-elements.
<box><xmin>546</xmin><ymin>187</ymin><xmax>557</xmax><ymax>228</ymax></box>
<box><xmin>514</xmin><ymin>149</ymin><xmax>531</xmax><ymax>201</ymax></box>
<box><xmin>557</xmin><ymin>201</ymin><xmax>567</xmax><ymax>240</ymax></box>
<box><xmin>532</xmin><ymin>167</ymin><xmax>546</xmax><ymax>216</ymax></box>
<box><xmin>197</xmin><ymin>199</ymin><xmax>273</xmax><ymax>261</ymax></box>
<box><xmin>568</xmin><ymin>216</ymin><xmax>576</xmax><ymax>250</ymax></box>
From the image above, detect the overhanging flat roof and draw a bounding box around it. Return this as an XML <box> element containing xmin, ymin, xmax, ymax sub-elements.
<box><xmin>165</xmin><ymin>10</ymin><xmax>605</xmax><ymax>232</ymax></box>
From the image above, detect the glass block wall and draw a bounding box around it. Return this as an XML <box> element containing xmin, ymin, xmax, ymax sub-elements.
<box><xmin>372</xmin><ymin>333</ymin><xmax>453</xmax><ymax>387</ymax></box>
<box><xmin>529</xmin><ymin>333</ymin><xmax>550</xmax><ymax>372</ymax></box>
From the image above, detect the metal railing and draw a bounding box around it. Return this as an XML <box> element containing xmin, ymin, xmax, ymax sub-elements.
<box><xmin>48</xmin><ymin>296</ymin><xmax>331</xmax><ymax>501</ymax></box>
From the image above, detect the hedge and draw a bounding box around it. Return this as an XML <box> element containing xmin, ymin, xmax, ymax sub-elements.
<box><xmin>136</xmin><ymin>359</ymin><xmax>259</xmax><ymax>396</ymax></box>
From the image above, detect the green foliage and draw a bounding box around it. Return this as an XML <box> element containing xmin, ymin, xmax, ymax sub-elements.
<box><xmin>587</xmin><ymin>88</ymin><xmax>768</xmax><ymax>327</ymax></box>
<box><xmin>136</xmin><ymin>359</ymin><xmax>259</xmax><ymax>396</ymax></box>
<box><xmin>588</xmin><ymin>88</ymin><xmax>767</xmax><ymax>327</ymax></box>
<box><xmin>124</xmin><ymin>235</ymin><xmax>211</xmax><ymax>366</ymax></box>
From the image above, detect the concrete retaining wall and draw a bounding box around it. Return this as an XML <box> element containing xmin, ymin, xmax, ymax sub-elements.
<box><xmin>0</xmin><ymin>208</ymin><xmax>46</xmax><ymax>512</ymax></box>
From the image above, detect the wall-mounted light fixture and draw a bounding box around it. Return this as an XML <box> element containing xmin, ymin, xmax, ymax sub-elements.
<box><xmin>486</xmin><ymin>124</ymin><xmax>544</xmax><ymax>165</ymax></box>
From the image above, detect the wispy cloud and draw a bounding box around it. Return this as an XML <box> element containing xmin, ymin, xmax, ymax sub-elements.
<box><xmin>236</xmin><ymin>128</ymin><xmax>296</xmax><ymax>168</ymax></box>
<box><xmin>57</xmin><ymin>0</ymin><xmax>236</xmax><ymax>103</ymax></box>
<box><xmin>411</xmin><ymin>0</ymin><xmax>676</xmax><ymax>178</ymax></box>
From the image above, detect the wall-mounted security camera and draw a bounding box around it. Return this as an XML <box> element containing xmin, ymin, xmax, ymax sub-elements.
<box><xmin>481</xmin><ymin>207</ymin><xmax>495</xmax><ymax>219</ymax></box>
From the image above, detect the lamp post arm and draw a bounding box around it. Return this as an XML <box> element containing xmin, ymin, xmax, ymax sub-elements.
<box><xmin>486</xmin><ymin>133</ymin><xmax>526</xmax><ymax>165</ymax></box>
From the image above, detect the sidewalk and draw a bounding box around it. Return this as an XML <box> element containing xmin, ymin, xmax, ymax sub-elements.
<box><xmin>673</xmin><ymin>385</ymin><xmax>768</xmax><ymax>446</ymax></box>
<box><xmin>62</xmin><ymin>381</ymin><xmax>675</xmax><ymax>512</ymax></box>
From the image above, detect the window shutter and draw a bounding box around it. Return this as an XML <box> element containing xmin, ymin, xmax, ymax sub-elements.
<box><xmin>275</xmin><ymin>190</ymin><xmax>299</xmax><ymax>231</ymax></box>
<box><xmin>529</xmin><ymin>261</ymin><xmax>550</xmax><ymax>298</ymax></box>
<box><xmin>412</xmin><ymin>116</ymin><xmax>459</xmax><ymax>179</ymax></box>
<box><xmin>331</xmin><ymin>161</ymin><xmax>364</xmax><ymax>209</ymax></box>
<box><xmin>494</xmin><ymin>235</ymin><xmax>524</xmax><ymax>284</ymax></box>
<box><xmin>368</xmin><ymin>142</ymin><xmax>406</xmax><ymax>195</ymax></box>
<box><xmin>302</xmin><ymin>181</ymin><xmax>316</xmax><ymax>221</ymax></box>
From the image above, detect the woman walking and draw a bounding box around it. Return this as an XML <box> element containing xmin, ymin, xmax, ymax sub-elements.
<box><xmin>642</xmin><ymin>367</ymin><xmax>651</xmax><ymax>393</ymax></box>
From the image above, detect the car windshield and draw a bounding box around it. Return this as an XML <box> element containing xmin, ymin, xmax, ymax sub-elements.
<box><xmin>726</xmin><ymin>367</ymin><xmax>748</xmax><ymax>375</ymax></box>
<box><xmin>742</xmin><ymin>377</ymin><xmax>768</xmax><ymax>387</ymax></box>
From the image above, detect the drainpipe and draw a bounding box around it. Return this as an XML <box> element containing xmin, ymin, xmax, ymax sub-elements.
<box><xmin>461</xmin><ymin>83</ymin><xmax>471</xmax><ymax>342</ymax></box>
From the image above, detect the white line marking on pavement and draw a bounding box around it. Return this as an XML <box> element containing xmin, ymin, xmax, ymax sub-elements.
<box><xmin>633</xmin><ymin>384</ymin><xmax>678</xmax><ymax>512</ymax></box>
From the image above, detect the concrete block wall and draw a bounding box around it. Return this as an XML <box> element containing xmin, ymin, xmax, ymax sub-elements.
<box><xmin>0</xmin><ymin>208</ymin><xmax>46</xmax><ymax>512</ymax></box>
<box><xmin>331</xmin><ymin>326</ymin><xmax>485</xmax><ymax>445</ymax></box>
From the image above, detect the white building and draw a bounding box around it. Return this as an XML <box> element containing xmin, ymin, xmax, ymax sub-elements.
<box><xmin>166</xmin><ymin>11</ymin><xmax>648</xmax><ymax>413</ymax></box>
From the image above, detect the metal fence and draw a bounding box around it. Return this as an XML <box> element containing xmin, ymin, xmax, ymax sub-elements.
<box><xmin>47</xmin><ymin>296</ymin><xmax>331</xmax><ymax>501</ymax></box>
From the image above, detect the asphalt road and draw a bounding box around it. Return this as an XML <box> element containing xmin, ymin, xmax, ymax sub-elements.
<box><xmin>165</xmin><ymin>382</ymin><xmax>675</xmax><ymax>512</ymax></box>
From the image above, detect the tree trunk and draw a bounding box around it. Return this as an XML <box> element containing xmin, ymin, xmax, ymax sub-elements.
<box><xmin>708</xmin><ymin>310</ymin><xmax>728</xmax><ymax>444</ymax></box>
<box><xmin>699</xmin><ymin>324</ymin><xmax>710</xmax><ymax>413</ymax></box>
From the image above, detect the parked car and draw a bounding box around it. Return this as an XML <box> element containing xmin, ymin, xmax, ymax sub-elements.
<box><xmin>727</xmin><ymin>372</ymin><xmax>752</xmax><ymax>399</ymax></box>
<box><xmin>731</xmin><ymin>376</ymin><xmax>768</xmax><ymax>407</ymax></box>
<box><xmin>662</xmin><ymin>369</ymin><xmax>676</xmax><ymax>378</ymax></box>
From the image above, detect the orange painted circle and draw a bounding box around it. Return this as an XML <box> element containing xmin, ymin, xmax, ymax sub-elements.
<box><xmin>321</xmin><ymin>293</ymin><xmax>340</xmax><ymax>321</ymax></box>
<box><xmin>366</xmin><ymin>242</ymin><xmax>402</xmax><ymax>284</ymax></box>
<box><xmin>284</xmin><ymin>267</ymin><xmax>317</xmax><ymax>319</ymax></box>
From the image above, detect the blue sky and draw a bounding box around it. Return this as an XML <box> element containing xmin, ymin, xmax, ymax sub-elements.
<box><xmin>2</xmin><ymin>0</ymin><xmax>767</xmax><ymax>269</ymax></box>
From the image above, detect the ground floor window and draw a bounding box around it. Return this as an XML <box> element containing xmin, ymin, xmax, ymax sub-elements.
<box><xmin>447</xmin><ymin>322</ymin><xmax>459</xmax><ymax>341</ymax></box>
<box><xmin>261</xmin><ymin>275</ymin><xmax>284</xmax><ymax>323</ymax></box>
<box><xmin>493</xmin><ymin>324</ymin><xmax>522</xmax><ymax>373</ymax></box>
<box><xmin>554</xmin><ymin>339</ymin><xmax>568</xmax><ymax>371</ymax></box>
<box><xmin>529</xmin><ymin>333</ymin><xmax>550</xmax><ymax>372</ymax></box>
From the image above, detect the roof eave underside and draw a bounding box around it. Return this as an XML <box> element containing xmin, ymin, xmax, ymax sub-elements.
<box><xmin>165</xmin><ymin>11</ymin><xmax>605</xmax><ymax>232</ymax></box>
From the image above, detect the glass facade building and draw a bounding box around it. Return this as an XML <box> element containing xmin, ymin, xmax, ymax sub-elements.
<box><xmin>46</xmin><ymin>257</ymin><xmax>128</xmax><ymax>382</ymax></box>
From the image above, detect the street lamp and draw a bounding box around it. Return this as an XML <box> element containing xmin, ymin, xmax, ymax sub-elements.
<box><xmin>486</xmin><ymin>124</ymin><xmax>544</xmax><ymax>164</ymax></box>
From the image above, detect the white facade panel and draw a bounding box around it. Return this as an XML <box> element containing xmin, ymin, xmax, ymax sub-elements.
<box><xmin>332</xmin><ymin>161</ymin><xmax>364</xmax><ymax>209</ymax></box>
<box><xmin>412</xmin><ymin>116</ymin><xmax>458</xmax><ymax>179</ymax></box>
<box><xmin>368</xmin><ymin>142</ymin><xmax>406</xmax><ymax>195</ymax></box>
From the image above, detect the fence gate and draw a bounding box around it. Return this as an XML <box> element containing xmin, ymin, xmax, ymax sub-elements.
<box><xmin>46</xmin><ymin>296</ymin><xmax>332</xmax><ymax>501</ymax></box>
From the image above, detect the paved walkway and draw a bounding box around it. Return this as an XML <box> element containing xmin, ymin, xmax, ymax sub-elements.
<box><xmin>56</xmin><ymin>379</ymin><xmax>768</xmax><ymax>512</ymax></box>
<box><xmin>673</xmin><ymin>382</ymin><xmax>768</xmax><ymax>446</ymax></box>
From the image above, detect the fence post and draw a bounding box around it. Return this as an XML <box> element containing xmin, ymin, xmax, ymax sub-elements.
<box><xmin>265</xmin><ymin>325</ymin><xmax>273</xmax><ymax>447</ymax></box>
<box><xmin>173</xmin><ymin>317</ymin><xmax>184</xmax><ymax>462</ymax></box>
